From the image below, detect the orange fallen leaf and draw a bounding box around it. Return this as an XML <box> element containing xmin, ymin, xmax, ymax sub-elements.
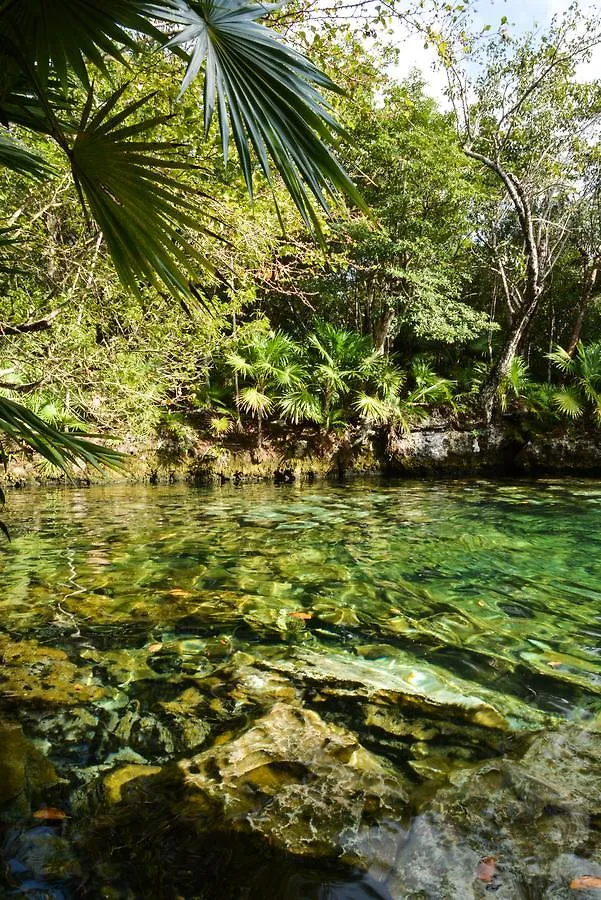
<box><xmin>477</xmin><ymin>856</ymin><xmax>498</xmax><ymax>884</ymax></box>
<box><xmin>33</xmin><ymin>808</ymin><xmax>67</xmax><ymax>821</ymax></box>
<box><xmin>288</xmin><ymin>611</ymin><xmax>312</xmax><ymax>620</ymax></box>
<box><xmin>147</xmin><ymin>643</ymin><xmax>163</xmax><ymax>653</ymax></box>
<box><xmin>570</xmin><ymin>875</ymin><xmax>601</xmax><ymax>890</ymax></box>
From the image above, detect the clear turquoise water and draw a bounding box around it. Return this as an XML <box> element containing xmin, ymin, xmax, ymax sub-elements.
<box><xmin>1</xmin><ymin>478</ymin><xmax>601</xmax><ymax>896</ymax></box>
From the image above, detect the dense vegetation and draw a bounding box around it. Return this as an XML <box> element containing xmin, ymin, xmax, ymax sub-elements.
<box><xmin>2</xmin><ymin>1</ymin><xmax>601</xmax><ymax>474</ymax></box>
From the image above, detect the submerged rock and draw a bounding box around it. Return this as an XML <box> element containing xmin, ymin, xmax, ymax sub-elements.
<box><xmin>0</xmin><ymin>723</ymin><xmax>65</xmax><ymax>821</ymax></box>
<box><xmin>175</xmin><ymin>702</ymin><xmax>407</xmax><ymax>859</ymax></box>
<box><xmin>0</xmin><ymin>634</ymin><xmax>105</xmax><ymax>706</ymax></box>
<box><xmin>3</xmin><ymin>826</ymin><xmax>81</xmax><ymax>882</ymax></box>
<box><xmin>392</xmin><ymin>724</ymin><xmax>601</xmax><ymax>898</ymax></box>
<box><xmin>102</xmin><ymin>763</ymin><xmax>162</xmax><ymax>805</ymax></box>
<box><xmin>257</xmin><ymin>647</ymin><xmax>551</xmax><ymax>732</ymax></box>
<box><xmin>81</xmin><ymin>701</ymin><xmax>408</xmax><ymax>878</ymax></box>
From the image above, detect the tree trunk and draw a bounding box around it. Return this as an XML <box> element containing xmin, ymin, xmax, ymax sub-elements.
<box><xmin>480</xmin><ymin>291</ymin><xmax>542</xmax><ymax>422</ymax></box>
<box><xmin>373</xmin><ymin>308</ymin><xmax>395</xmax><ymax>355</ymax></box>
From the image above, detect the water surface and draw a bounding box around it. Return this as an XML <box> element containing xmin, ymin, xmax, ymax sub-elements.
<box><xmin>1</xmin><ymin>478</ymin><xmax>601</xmax><ymax>898</ymax></box>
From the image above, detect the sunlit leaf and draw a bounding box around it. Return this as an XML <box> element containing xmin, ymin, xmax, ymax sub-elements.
<box><xmin>155</xmin><ymin>0</ymin><xmax>365</xmax><ymax>228</ymax></box>
<box><xmin>552</xmin><ymin>388</ymin><xmax>584</xmax><ymax>419</ymax></box>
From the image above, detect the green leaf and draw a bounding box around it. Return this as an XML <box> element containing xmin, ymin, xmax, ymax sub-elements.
<box><xmin>279</xmin><ymin>387</ymin><xmax>322</xmax><ymax>424</ymax></box>
<box><xmin>70</xmin><ymin>86</ymin><xmax>220</xmax><ymax>303</ymax></box>
<box><xmin>0</xmin><ymin>395</ymin><xmax>125</xmax><ymax>473</ymax></box>
<box><xmin>0</xmin><ymin>131</ymin><xmax>53</xmax><ymax>178</ymax></box>
<box><xmin>353</xmin><ymin>392</ymin><xmax>392</xmax><ymax>424</ymax></box>
<box><xmin>158</xmin><ymin>0</ymin><xmax>366</xmax><ymax>228</ymax></box>
<box><xmin>547</xmin><ymin>344</ymin><xmax>575</xmax><ymax>374</ymax></box>
<box><xmin>0</xmin><ymin>0</ymin><xmax>166</xmax><ymax>87</ymax></box>
<box><xmin>552</xmin><ymin>388</ymin><xmax>584</xmax><ymax>419</ymax></box>
<box><xmin>237</xmin><ymin>386</ymin><xmax>272</xmax><ymax>415</ymax></box>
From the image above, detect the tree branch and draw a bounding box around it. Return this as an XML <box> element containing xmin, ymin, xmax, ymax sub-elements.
<box><xmin>0</xmin><ymin>307</ymin><xmax>63</xmax><ymax>336</ymax></box>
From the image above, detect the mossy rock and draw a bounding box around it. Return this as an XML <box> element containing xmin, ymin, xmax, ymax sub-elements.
<box><xmin>0</xmin><ymin>722</ymin><xmax>65</xmax><ymax>821</ymax></box>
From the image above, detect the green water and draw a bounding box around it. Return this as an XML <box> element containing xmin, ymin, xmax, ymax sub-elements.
<box><xmin>2</xmin><ymin>479</ymin><xmax>601</xmax><ymax>898</ymax></box>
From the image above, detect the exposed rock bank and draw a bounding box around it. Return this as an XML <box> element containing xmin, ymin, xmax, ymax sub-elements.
<box><xmin>4</xmin><ymin>418</ymin><xmax>601</xmax><ymax>486</ymax></box>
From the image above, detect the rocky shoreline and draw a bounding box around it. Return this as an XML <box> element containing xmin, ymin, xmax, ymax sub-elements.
<box><xmin>3</xmin><ymin>418</ymin><xmax>601</xmax><ymax>489</ymax></box>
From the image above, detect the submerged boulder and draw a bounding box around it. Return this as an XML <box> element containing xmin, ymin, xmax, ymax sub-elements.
<box><xmin>175</xmin><ymin>701</ymin><xmax>407</xmax><ymax>859</ymax></box>
<box><xmin>257</xmin><ymin>646</ymin><xmax>551</xmax><ymax>732</ymax></box>
<box><xmin>0</xmin><ymin>723</ymin><xmax>65</xmax><ymax>821</ymax></box>
<box><xmin>390</xmin><ymin>725</ymin><xmax>601</xmax><ymax>899</ymax></box>
<box><xmin>82</xmin><ymin>701</ymin><xmax>408</xmax><ymax>876</ymax></box>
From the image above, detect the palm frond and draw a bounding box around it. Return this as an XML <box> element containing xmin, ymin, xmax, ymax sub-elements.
<box><xmin>157</xmin><ymin>0</ymin><xmax>365</xmax><ymax>228</ymax></box>
<box><xmin>71</xmin><ymin>85</ymin><xmax>219</xmax><ymax>302</ymax></box>
<box><xmin>315</xmin><ymin>363</ymin><xmax>346</xmax><ymax>393</ymax></box>
<box><xmin>0</xmin><ymin>0</ymin><xmax>165</xmax><ymax>87</ymax></box>
<box><xmin>0</xmin><ymin>395</ymin><xmax>124</xmax><ymax>472</ymax></box>
<box><xmin>278</xmin><ymin>387</ymin><xmax>322</xmax><ymax>425</ymax></box>
<box><xmin>506</xmin><ymin>355</ymin><xmax>530</xmax><ymax>393</ymax></box>
<box><xmin>552</xmin><ymin>388</ymin><xmax>584</xmax><ymax>419</ymax></box>
<box><xmin>547</xmin><ymin>344</ymin><xmax>576</xmax><ymax>374</ymax></box>
<box><xmin>209</xmin><ymin>413</ymin><xmax>233</xmax><ymax>435</ymax></box>
<box><xmin>269</xmin><ymin>362</ymin><xmax>304</xmax><ymax>388</ymax></box>
<box><xmin>353</xmin><ymin>392</ymin><xmax>392</xmax><ymax>424</ymax></box>
<box><xmin>0</xmin><ymin>131</ymin><xmax>53</xmax><ymax>178</ymax></box>
<box><xmin>410</xmin><ymin>378</ymin><xmax>454</xmax><ymax>406</ymax></box>
<box><xmin>237</xmin><ymin>386</ymin><xmax>272</xmax><ymax>415</ymax></box>
<box><xmin>225</xmin><ymin>350</ymin><xmax>254</xmax><ymax>377</ymax></box>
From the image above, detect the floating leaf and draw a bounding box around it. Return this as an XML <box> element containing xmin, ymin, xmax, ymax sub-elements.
<box><xmin>570</xmin><ymin>876</ymin><xmax>601</xmax><ymax>890</ymax></box>
<box><xmin>477</xmin><ymin>856</ymin><xmax>498</xmax><ymax>884</ymax></box>
<box><xmin>33</xmin><ymin>807</ymin><xmax>68</xmax><ymax>820</ymax></box>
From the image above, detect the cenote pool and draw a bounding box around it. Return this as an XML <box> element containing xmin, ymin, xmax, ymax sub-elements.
<box><xmin>1</xmin><ymin>478</ymin><xmax>601</xmax><ymax>899</ymax></box>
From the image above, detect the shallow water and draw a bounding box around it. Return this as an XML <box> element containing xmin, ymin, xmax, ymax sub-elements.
<box><xmin>1</xmin><ymin>478</ymin><xmax>601</xmax><ymax>898</ymax></box>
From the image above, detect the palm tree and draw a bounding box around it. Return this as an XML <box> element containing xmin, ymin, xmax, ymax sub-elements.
<box><xmin>0</xmin><ymin>0</ymin><xmax>362</xmax><ymax>471</ymax></box>
<box><xmin>226</xmin><ymin>331</ymin><xmax>303</xmax><ymax>447</ymax></box>
<box><xmin>548</xmin><ymin>341</ymin><xmax>601</xmax><ymax>421</ymax></box>
<box><xmin>306</xmin><ymin>322</ymin><xmax>404</xmax><ymax>429</ymax></box>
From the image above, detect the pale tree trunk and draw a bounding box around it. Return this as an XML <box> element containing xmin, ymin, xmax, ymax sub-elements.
<box><xmin>480</xmin><ymin>289</ymin><xmax>542</xmax><ymax>423</ymax></box>
<box><xmin>373</xmin><ymin>308</ymin><xmax>395</xmax><ymax>355</ymax></box>
<box><xmin>462</xmin><ymin>147</ymin><xmax>568</xmax><ymax>422</ymax></box>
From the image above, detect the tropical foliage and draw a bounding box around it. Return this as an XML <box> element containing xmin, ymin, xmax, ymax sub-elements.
<box><xmin>549</xmin><ymin>342</ymin><xmax>601</xmax><ymax>422</ymax></box>
<box><xmin>0</xmin><ymin>0</ymin><xmax>362</xmax><ymax>470</ymax></box>
<box><xmin>202</xmin><ymin>321</ymin><xmax>458</xmax><ymax>442</ymax></box>
<box><xmin>3</xmin><ymin>2</ymin><xmax>601</xmax><ymax>481</ymax></box>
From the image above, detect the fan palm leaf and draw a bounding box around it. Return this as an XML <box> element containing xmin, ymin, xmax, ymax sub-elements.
<box><xmin>0</xmin><ymin>0</ymin><xmax>166</xmax><ymax>87</ymax></box>
<box><xmin>552</xmin><ymin>388</ymin><xmax>584</xmax><ymax>419</ymax></box>
<box><xmin>237</xmin><ymin>386</ymin><xmax>272</xmax><ymax>416</ymax></box>
<box><xmin>353</xmin><ymin>392</ymin><xmax>392</xmax><ymax>424</ymax></box>
<box><xmin>156</xmin><ymin>0</ymin><xmax>364</xmax><ymax>228</ymax></box>
<box><xmin>278</xmin><ymin>387</ymin><xmax>322</xmax><ymax>425</ymax></box>
<box><xmin>70</xmin><ymin>85</ymin><xmax>219</xmax><ymax>301</ymax></box>
<box><xmin>0</xmin><ymin>132</ymin><xmax>53</xmax><ymax>178</ymax></box>
<box><xmin>547</xmin><ymin>344</ymin><xmax>575</xmax><ymax>374</ymax></box>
